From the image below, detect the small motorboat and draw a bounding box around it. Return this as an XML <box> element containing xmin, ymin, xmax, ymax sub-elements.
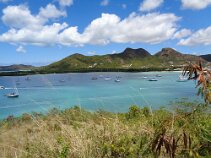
<box><xmin>115</xmin><ymin>79</ymin><xmax>120</xmax><ymax>82</ymax></box>
<box><xmin>177</xmin><ymin>75</ymin><xmax>188</xmax><ymax>82</ymax></box>
<box><xmin>156</xmin><ymin>74</ymin><xmax>162</xmax><ymax>77</ymax></box>
<box><xmin>59</xmin><ymin>79</ymin><xmax>65</xmax><ymax>82</ymax></box>
<box><xmin>104</xmin><ymin>77</ymin><xmax>111</xmax><ymax>81</ymax></box>
<box><xmin>99</xmin><ymin>75</ymin><xmax>104</xmax><ymax>78</ymax></box>
<box><xmin>143</xmin><ymin>76</ymin><xmax>148</xmax><ymax>79</ymax></box>
<box><xmin>148</xmin><ymin>78</ymin><xmax>158</xmax><ymax>81</ymax></box>
<box><xmin>0</xmin><ymin>86</ymin><xmax>5</xmax><ymax>90</ymax></box>
<box><xmin>92</xmin><ymin>77</ymin><xmax>98</xmax><ymax>80</ymax></box>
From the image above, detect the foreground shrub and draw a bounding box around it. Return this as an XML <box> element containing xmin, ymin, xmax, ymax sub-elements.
<box><xmin>0</xmin><ymin>103</ymin><xmax>210</xmax><ymax>158</ymax></box>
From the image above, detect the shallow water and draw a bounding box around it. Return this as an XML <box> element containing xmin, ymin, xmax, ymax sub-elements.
<box><xmin>0</xmin><ymin>72</ymin><xmax>199</xmax><ymax>119</ymax></box>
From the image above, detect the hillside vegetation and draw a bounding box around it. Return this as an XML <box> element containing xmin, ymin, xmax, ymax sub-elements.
<box><xmin>0</xmin><ymin>64</ymin><xmax>34</xmax><ymax>71</ymax></box>
<box><xmin>0</xmin><ymin>102</ymin><xmax>210</xmax><ymax>158</ymax></box>
<box><xmin>1</xmin><ymin>48</ymin><xmax>209</xmax><ymax>75</ymax></box>
<box><xmin>40</xmin><ymin>48</ymin><xmax>208</xmax><ymax>73</ymax></box>
<box><xmin>0</xmin><ymin>48</ymin><xmax>210</xmax><ymax>74</ymax></box>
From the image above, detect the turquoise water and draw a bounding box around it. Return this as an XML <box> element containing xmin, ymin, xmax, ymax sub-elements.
<box><xmin>0</xmin><ymin>72</ymin><xmax>198</xmax><ymax>119</ymax></box>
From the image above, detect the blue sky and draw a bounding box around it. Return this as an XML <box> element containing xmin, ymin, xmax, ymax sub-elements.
<box><xmin>0</xmin><ymin>0</ymin><xmax>211</xmax><ymax>66</ymax></box>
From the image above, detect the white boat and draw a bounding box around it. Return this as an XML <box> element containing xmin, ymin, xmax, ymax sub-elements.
<box><xmin>148</xmin><ymin>78</ymin><xmax>158</xmax><ymax>81</ymax></box>
<box><xmin>115</xmin><ymin>79</ymin><xmax>120</xmax><ymax>82</ymax></box>
<box><xmin>6</xmin><ymin>88</ymin><xmax>19</xmax><ymax>98</ymax></box>
<box><xmin>104</xmin><ymin>77</ymin><xmax>111</xmax><ymax>81</ymax></box>
<box><xmin>143</xmin><ymin>76</ymin><xmax>148</xmax><ymax>79</ymax></box>
<box><xmin>177</xmin><ymin>75</ymin><xmax>188</xmax><ymax>82</ymax></box>
<box><xmin>59</xmin><ymin>79</ymin><xmax>65</xmax><ymax>82</ymax></box>
<box><xmin>156</xmin><ymin>74</ymin><xmax>162</xmax><ymax>77</ymax></box>
<box><xmin>7</xmin><ymin>92</ymin><xmax>19</xmax><ymax>98</ymax></box>
<box><xmin>0</xmin><ymin>86</ymin><xmax>5</xmax><ymax>89</ymax></box>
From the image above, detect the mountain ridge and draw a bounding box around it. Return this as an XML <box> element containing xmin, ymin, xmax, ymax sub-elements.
<box><xmin>1</xmin><ymin>48</ymin><xmax>209</xmax><ymax>73</ymax></box>
<box><xmin>40</xmin><ymin>47</ymin><xmax>209</xmax><ymax>73</ymax></box>
<box><xmin>200</xmin><ymin>54</ymin><xmax>211</xmax><ymax>62</ymax></box>
<box><xmin>0</xmin><ymin>64</ymin><xmax>34</xmax><ymax>72</ymax></box>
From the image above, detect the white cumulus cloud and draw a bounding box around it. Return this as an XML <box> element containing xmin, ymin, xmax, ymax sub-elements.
<box><xmin>173</xmin><ymin>28</ymin><xmax>192</xmax><ymax>39</ymax></box>
<box><xmin>16</xmin><ymin>45</ymin><xmax>26</xmax><ymax>53</ymax></box>
<box><xmin>0</xmin><ymin>23</ymin><xmax>68</xmax><ymax>46</ymax></box>
<box><xmin>0</xmin><ymin>5</ymin><xmax>181</xmax><ymax>47</ymax></box>
<box><xmin>57</xmin><ymin>0</ymin><xmax>73</xmax><ymax>7</ymax></box>
<box><xmin>140</xmin><ymin>0</ymin><xmax>164</xmax><ymax>11</ymax></box>
<box><xmin>181</xmin><ymin>0</ymin><xmax>211</xmax><ymax>10</ymax></box>
<box><xmin>59</xmin><ymin>13</ymin><xmax>180</xmax><ymax>45</ymax></box>
<box><xmin>2</xmin><ymin>4</ymin><xmax>66</xmax><ymax>30</ymax></box>
<box><xmin>39</xmin><ymin>4</ymin><xmax>66</xmax><ymax>19</ymax></box>
<box><xmin>178</xmin><ymin>26</ymin><xmax>211</xmax><ymax>46</ymax></box>
<box><xmin>2</xmin><ymin>5</ymin><xmax>44</xmax><ymax>29</ymax></box>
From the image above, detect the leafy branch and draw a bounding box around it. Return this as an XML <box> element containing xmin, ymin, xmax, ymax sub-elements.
<box><xmin>182</xmin><ymin>61</ymin><xmax>211</xmax><ymax>104</ymax></box>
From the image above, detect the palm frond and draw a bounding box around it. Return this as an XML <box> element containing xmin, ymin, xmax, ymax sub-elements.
<box><xmin>182</xmin><ymin>61</ymin><xmax>211</xmax><ymax>104</ymax></box>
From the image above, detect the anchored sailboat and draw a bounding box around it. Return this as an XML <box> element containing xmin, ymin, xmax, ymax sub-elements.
<box><xmin>7</xmin><ymin>88</ymin><xmax>19</xmax><ymax>98</ymax></box>
<box><xmin>115</xmin><ymin>78</ymin><xmax>120</xmax><ymax>82</ymax></box>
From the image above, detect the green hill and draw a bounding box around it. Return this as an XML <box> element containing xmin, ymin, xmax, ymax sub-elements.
<box><xmin>200</xmin><ymin>54</ymin><xmax>211</xmax><ymax>62</ymax></box>
<box><xmin>40</xmin><ymin>47</ymin><xmax>208</xmax><ymax>73</ymax></box>
<box><xmin>0</xmin><ymin>64</ymin><xmax>34</xmax><ymax>71</ymax></box>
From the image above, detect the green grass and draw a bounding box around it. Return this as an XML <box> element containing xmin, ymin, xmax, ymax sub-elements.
<box><xmin>0</xmin><ymin>102</ymin><xmax>210</xmax><ymax>158</ymax></box>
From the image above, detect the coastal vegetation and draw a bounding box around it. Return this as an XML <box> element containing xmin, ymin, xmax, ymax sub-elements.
<box><xmin>0</xmin><ymin>65</ymin><xmax>34</xmax><ymax>72</ymax></box>
<box><xmin>0</xmin><ymin>102</ymin><xmax>210</xmax><ymax>158</ymax></box>
<box><xmin>0</xmin><ymin>67</ymin><xmax>171</xmax><ymax>76</ymax></box>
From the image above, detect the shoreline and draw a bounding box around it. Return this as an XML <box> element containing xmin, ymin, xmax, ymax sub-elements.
<box><xmin>0</xmin><ymin>100</ymin><xmax>198</xmax><ymax>121</ymax></box>
<box><xmin>0</xmin><ymin>67</ymin><xmax>182</xmax><ymax>76</ymax></box>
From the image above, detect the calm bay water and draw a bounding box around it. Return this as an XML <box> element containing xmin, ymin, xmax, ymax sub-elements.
<box><xmin>0</xmin><ymin>72</ymin><xmax>198</xmax><ymax>119</ymax></box>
